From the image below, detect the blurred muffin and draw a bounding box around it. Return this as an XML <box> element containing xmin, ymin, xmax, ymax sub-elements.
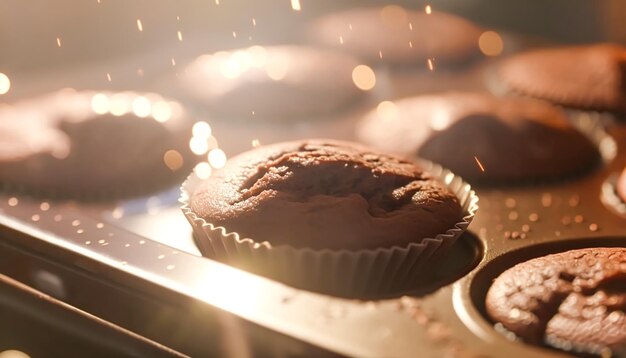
<box><xmin>307</xmin><ymin>6</ymin><xmax>483</xmax><ymax>67</ymax></box>
<box><xmin>495</xmin><ymin>44</ymin><xmax>626</xmax><ymax>113</ymax></box>
<box><xmin>357</xmin><ymin>93</ymin><xmax>600</xmax><ymax>183</ymax></box>
<box><xmin>182</xmin><ymin>139</ymin><xmax>476</xmax><ymax>295</ymax></box>
<box><xmin>0</xmin><ymin>89</ymin><xmax>197</xmax><ymax>199</ymax></box>
<box><xmin>486</xmin><ymin>247</ymin><xmax>626</xmax><ymax>356</ymax></box>
<box><xmin>179</xmin><ymin>45</ymin><xmax>365</xmax><ymax>120</ymax></box>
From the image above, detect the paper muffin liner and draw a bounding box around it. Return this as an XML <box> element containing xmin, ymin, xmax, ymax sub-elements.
<box><xmin>180</xmin><ymin>160</ymin><xmax>478</xmax><ymax>297</ymax></box>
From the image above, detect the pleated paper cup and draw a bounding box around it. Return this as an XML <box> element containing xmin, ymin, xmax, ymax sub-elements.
<box><xmin>181</xmin><ymin>160</ymin><xmax>478</xmax><ymax>297</ymax></box>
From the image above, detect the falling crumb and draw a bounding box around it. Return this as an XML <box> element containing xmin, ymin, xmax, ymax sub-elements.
<box><xmin>473</xmin><ymin>156</ymin><xmax>485</xmax><ymax>172</ymax></box>
<box><xmin>252</xmin><ymin>18</ymin><xmax>256</xmax><ymax>26</ymax></box>
<box><xmin>232</xmin><ymin>31</ymin><xmax>237</xmax><ymax>38</ymax></box>
<box><xmin>379</xmin><ymin>50</ymin><xmax>383</xmax><ymax>59</ymax></box>
<box><xmin>409</xmin><ymin>41</ymin><xmax>413</xmax><ymax>48</ymax></box>
<box><xmin>568</xmin><ymin>195</ymin><xmax>580</xmax><ymax>207</ymax></box>
<box><xmin>339</xmin><ymin>35</ymin><xmax>344</xmax><ymax>44</ymax></box>
<box><xmin>136</xmin><ymin>19</ymin><xmax>143</xmax><ymax>32</ymax></box>
<box><xmin>291</xmin><ymin>0</ymin><xmax>301</xmax><ymax>11</ymax></box>
<box><xmin>177</xmin><ymin>31</ymin><xmax>183</xmax><ymax>41</ymax></box>
<box><xmin>56</xmin><ymin>37</ymin><xmax>62</xmax><ymax>47</ymax></box>
<box><xmin>171</xmin><ymin>58</ymin><xmax>176</xmax><ymax>66</ymax></box>
<box><xmin>409</xmin><ymin>23</ymin><xmax>413</xmax><ymax>30</ymax></box>
<box><xmin>425</xmin><ymin>5</ymin><xmax>432</xmax><ymax>14</ymax></box>
<box><xmin>106</xmin><ymin>73</ymin><xmax>112</xmax><ymax>82</ymax></box>
<box><xmin>427</xmin><ymin>58</ymin><xmax>435</xmax><ymax>71</ymax></box>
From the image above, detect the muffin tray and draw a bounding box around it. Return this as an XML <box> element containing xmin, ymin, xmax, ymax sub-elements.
<box><xmin>1</xmin><ymin>41</ymin><xmax>626</xmax><ymax>357</ymax></box>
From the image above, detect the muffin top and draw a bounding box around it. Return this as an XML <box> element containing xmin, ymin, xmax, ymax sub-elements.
<box><xmin>357</xmin><ymin>93</ymin><xmax>599</xmax><ymax>183</ymax></box>
<box><xmin>180</xmin><ymin>45</ymin><xmax>364</xmax><ymax>120</ymax></box>
<box><xmin>189</xmin><ymin>139</ymin><xmax>464</xmax><ymax>250</ymax></box>
<box><xmin>0</xmin><ymin>90</ymin><xmax>195</xmax><ymax>198</ymax></box>
<box><xmin>486</xmin><ymin>247</ymin><xmax>626</xmax><ymax>356</ymax></box>
<box><xmin>307</xmin><ymin>6</ymin><xmax>482</xmax><ymax>66</ymax></box>
<box><xmin>496</xmin><ymin>44</ymin><xmax>626</xmax><ymax>112</ymax></box>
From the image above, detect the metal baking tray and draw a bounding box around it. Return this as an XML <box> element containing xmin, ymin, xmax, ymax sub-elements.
<box><xmin>1</xmin><ymin>36</ymin><xmax>625</xmax><ymax>357</ymax></box>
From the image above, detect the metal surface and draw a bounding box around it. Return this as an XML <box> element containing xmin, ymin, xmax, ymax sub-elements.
<box><xmin>0</xmin><ymin>38</ymin><xmax>625</xmax><ymax>357</ymax></box>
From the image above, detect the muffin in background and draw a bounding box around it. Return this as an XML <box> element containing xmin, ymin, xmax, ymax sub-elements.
<box><xmin>495</xmin><ymin>44</ymin><xmax>626</xmax><ymax>113</ymax></box>
<box><xmin>0</xmin><ymin>89</ymin><xmax>197</xmax><ymax>200</ymax></box>
<box><xmin>357</xmin><ymin>93</ymin><xmax>600</xmax><ymax>184</ymax></box>
<box><xmin>179</xmin><ymin>45</ymin><xmax>365</xmax><ymax>121</ymax></box>
<box><xmin>307</xmin><ymin>6</ymin><xmax>483</xmax><ymax>67</ymax></box>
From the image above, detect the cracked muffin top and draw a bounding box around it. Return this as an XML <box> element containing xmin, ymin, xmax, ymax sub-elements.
<box><xmin>486</xmin><ymin>247</ymin><xmax>626</xmax><ymax>356</ymax></box>
<box><xmin>189</xmin><ymin>139</ymin><xmax>464</xmax><ymax>250</ymax></box>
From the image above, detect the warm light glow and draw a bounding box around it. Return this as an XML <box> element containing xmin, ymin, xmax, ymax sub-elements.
<box><xmin>91</xmin><ymin>93</ymin><xmax>110</xmax><ymax>114</ymax></box>
<box><xmin>265</xmin><ymin>59</ymin><xmax>288</xmax><ymax>80</ymax></box>
<box><xmin>478</xmin><ymin>31</ymin><xmax>504</xmax><ymax>57</ymax></box>
<box><xmin>208</xmin><ymin>148</ymin><xmax>227</xmax><ymax>169</ymax></box>
<box><xmin>291</xmin><ymin>0</ymin><xmax>301</xmax><ymax>11</ymax></box>
<box><xmin>136</xmin><ymin>19</ymin><xmax>143</xmax><ymax>32</ymax></box>
<box><xmin>192</xmin><ymin>121</ymin><xmax>212</xmax><ymax>138</ymax></box>
<box><xmin>194</xmin><ymin>162</ymin><xmax>212</xmax><ymax>179</ymax></box>
<box><xmin>425</xmin><ymin>5</ymin><xmax>432</xmax><ymax>14</ymax></box>
<box><xmin>189</xmin><ymin>137</ymin><xmax>210</xmax><ymax>155</ymax></box>
<box><xmin>152</xmin><ymin>101</ymin><xmax>172</xmax><ymax>122</ymax></box>
<box><xmin>0</xmin><ymin>350</ymin><xmax>31</xmax><ymax>358</ymax></box>
<box><xmin>0</xmin><ymin>73</ymin><xmax>11</xmax><ymax>95</ymax></box>
<box><xmin>109</xmin><ymin>94</ymin><xmax>130</xmax><ymax>116</ymax></box>
<box><xmin>376</xmin><ymin>101</ymin><xmax>398</xmax><ymax>121</ymax></box>
<box><xmin>248</xmin><ymin>46</ymin><xmax>268</xmax><ymax>67</ymax></box>
<box><xmin>191</xmin><ymin>265</ymin><xmax>262</xmax><ymax>316</ymax></box>
<box><xmin>163</xmin><ymin>150</ymin><xmax>184</xmax><ymax>171</ymax></box>
<box><xmin>351</xmin><ymin>65</ymin><xmax>376</xmax><ymax>91</ymax></box>
<box><xmin>132</xmin><ymin>96</ymin><xmax>152</xmax><ymax>118</ymax></box>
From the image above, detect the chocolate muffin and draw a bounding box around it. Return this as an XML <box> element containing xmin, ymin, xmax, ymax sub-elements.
<box><xmin>486</xmin><ymin>247</ymin><xmax>626</xmax><ymax>356</ymax></box>
<box><xmin>180</xmin><ymin>45</ymin><xmax>364</xmax><ymax>120</ymax></box>
<box><xmin>357</xmin><ymin>93</ymin><xmax>600</xmax><ymax>183</ymax></box>
<box><xmin>0</xmin><ymin>90</ymin><xmax>196</xmax><ymax>199</ymax></box>
<box><xmin>307</xmin><ymin>6</ymin><xmax>482</xmax><ymax>67</ymax></box>
<box><xmin>188</xmin><ymin>139</ymin><xmax>464</xmax><ymax>250</ymax></box>
<box><xmin>496</xmin><ymin>44</ymin><xmax>626</xmax><ymax>112</ymax></box>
